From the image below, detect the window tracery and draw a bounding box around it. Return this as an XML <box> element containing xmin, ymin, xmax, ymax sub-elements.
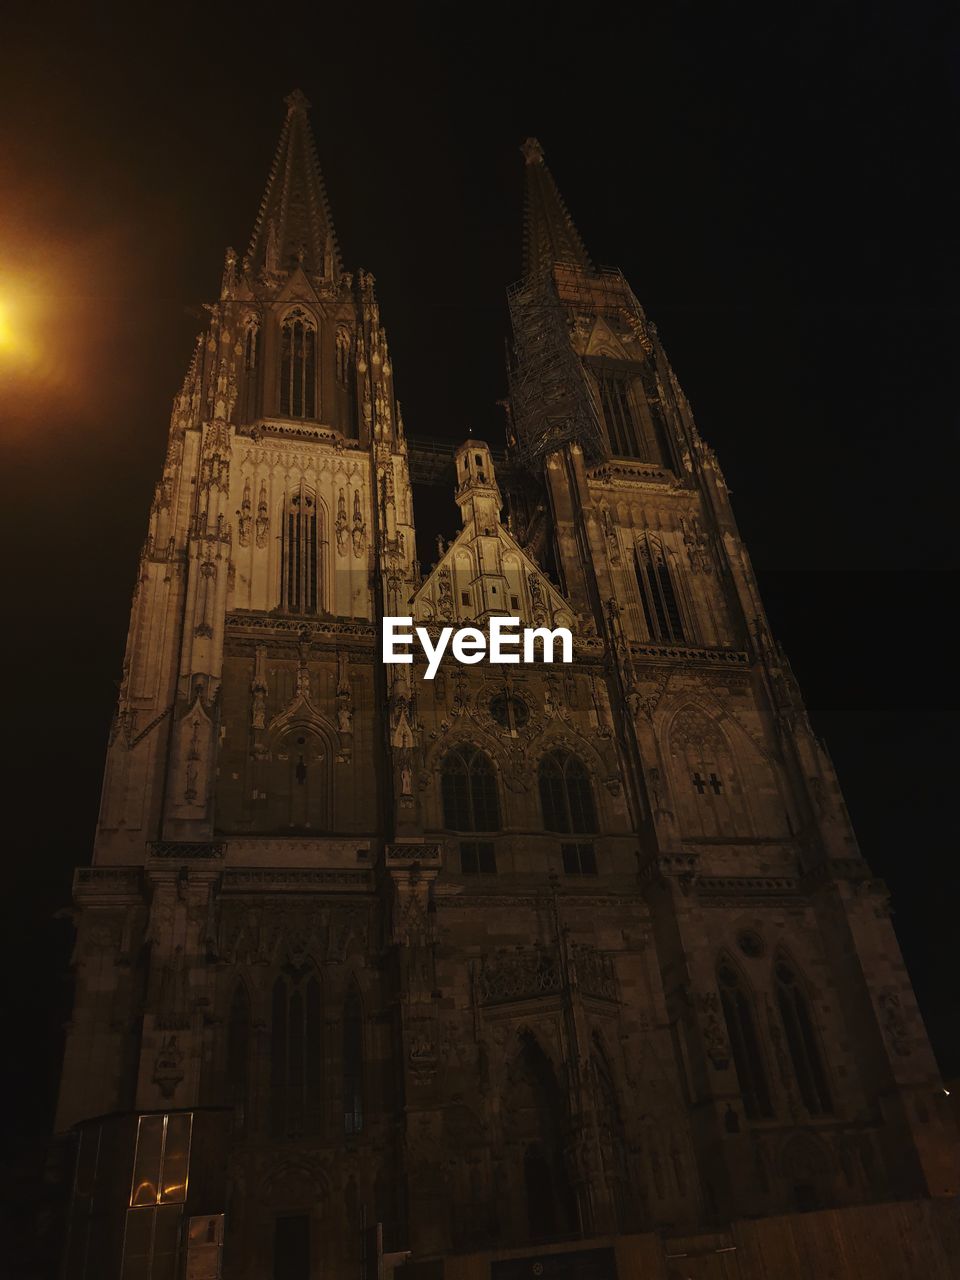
<box><xmin>282</xmin><ymin>484</ymin><xmax>321</xmax><ymax>615</ymax></box>
<box><xmin>280</xmin><ymin>308</ymin><xmax>317</xmax><ymax>417</ymax></box>
<box><xmin>538</xmin><ymin>750</ymin><xmax>597</xmax><ymax>833</ymax></box>
<box><xmin>440</xmin><ymin>745</ymin><xmax>501</xmax><ymax>832</ymax></box>
<box><xmin>634</xmin><ymin>533</ymin><xmax>685</xmax><ymax>642</ymax></box>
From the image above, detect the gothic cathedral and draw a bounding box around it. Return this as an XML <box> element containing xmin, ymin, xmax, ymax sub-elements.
<box><xmin>55</xmin><ymin>93</ymin><xmax>960</xmax><ymax>1280</ymax></box>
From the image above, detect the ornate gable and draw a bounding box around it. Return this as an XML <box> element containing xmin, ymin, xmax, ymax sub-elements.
<box><xmin>411</xmin><ymin>522</ymin><xmax>573</xmax><ymax>630</ymax></box>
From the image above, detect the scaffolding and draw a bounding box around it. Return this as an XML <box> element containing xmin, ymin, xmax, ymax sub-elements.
<box><xmin>506</xmin><ymin>263</ymin><xmax>651</xmax><ymax>469</ymax></box>
<box><xmin>551</xmin><ymin>262</ymin><xmax>646</xmax><ymax>318</ymax></box>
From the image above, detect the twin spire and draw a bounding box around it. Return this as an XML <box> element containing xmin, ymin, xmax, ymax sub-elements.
<box><xmin>246</xmin><ymin>96</ymin><xmax>593</xmax><ymax>285</ymax></box>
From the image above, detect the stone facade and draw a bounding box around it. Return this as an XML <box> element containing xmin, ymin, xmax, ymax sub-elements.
<box><xmin>55</xmin><ymin>92</ymin><xmax>959</xmax><ymax>1279</ymax></box>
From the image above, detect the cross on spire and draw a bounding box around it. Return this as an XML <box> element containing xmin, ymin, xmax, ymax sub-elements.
<box><xmin>246</xmin><ymin>90</ymin><xmax>341</xmax><ymax>280</ymax></box>
<box><xmin>521</xmin><ymin>137</ymin><xmax>594</xmax><ymax>279</ymax></box>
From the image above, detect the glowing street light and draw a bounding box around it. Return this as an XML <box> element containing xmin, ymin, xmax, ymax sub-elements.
<box><xmin>0</xmin><ymin>298</ymin><xmax>17</xmax><ymax>353</ymax></box>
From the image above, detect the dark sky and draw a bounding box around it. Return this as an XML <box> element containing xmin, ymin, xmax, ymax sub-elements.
<box><xmin>1</xmin><ymin>0</ymin><xmax>957</xmax><ymax>1143</ymax></box>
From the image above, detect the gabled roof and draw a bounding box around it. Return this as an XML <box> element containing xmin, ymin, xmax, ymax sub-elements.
<box><xmin>411</xmin><ymin>522</ymin><xmax>574</xmax><ymax>630</ymax></box>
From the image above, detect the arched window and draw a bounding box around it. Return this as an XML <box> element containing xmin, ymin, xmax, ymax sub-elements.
<box><xmin>343</xmin><ymin>982</ymin><xmax>364</xmax><ymax>1136</ymax></box>
<box><xmin>538</xmin><ymin>751</ymin><xmax>597</xmax><ymax>833</ymax></box>
<box><xmin>634</xmin><ymin>533</ymin><xmax>685</xmax><ymax>643</ymax></box>
<box><xmin>540</xmin><ymin>750</ymin><xmax>598</xmax><ymax>876</ymax></box>
<box><xmin>441</xmin><ymin>746</ymin><xmax>500</xmax><ymax>831</ymax></box>
<box><xmin>637</xmin><ymin>362</ymin><xmax>674</xmax><ymax>467</ymax></box>
<box><xmin>597</xmin><ymin>367</ymin><xmax>644</xmax><ymax>459</ymax></box>
<box><xmin>226</xmin><ymin>983</ymin><xmax>250</xmax><ymax>1124</ymax></box>
<box><xmin>717</xmin><ymin>959</ymin><xmax>772</xmax><ymax>1119</ymax></box>
<box><xmin>270</xmin><ymin>971</ymin><xmax>323</xmax><ymax>1137</ymax></box>
<box><xmin>589</xmin><ymin>357</ymin><xmax>673</xmax><ymax>467</ymax></box>
<box><xmin>280</xmin><ymin>308</ymin><xmax>317</xmax><ymax>417</ymax></box>
<box><xmin>282</xmin><ymin>484</ymin><xmax>320</xmax><ymax>614</ymax></box>
<box><xmin>775</xmin><ymin>959</ymin><xmax>833</xmax><ymax>1115</ymax></box>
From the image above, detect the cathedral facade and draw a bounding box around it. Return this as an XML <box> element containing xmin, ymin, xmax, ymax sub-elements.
<box><xmin>55</xmin><ymin>93</ymin><xmax>960</xmax><ymax>1279</ymax></box>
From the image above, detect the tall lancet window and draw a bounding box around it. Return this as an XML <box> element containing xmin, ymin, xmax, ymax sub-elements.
<box><xmin>282</xmin><ymin>485</ymin><xmax>320</xmax><ymax>614</ymax></box>
<box><xmin>591</xmin><ymin>356</ymin><xmax>674</xmax><ymax>467</ymax></box>
<box><xmin>718</xmin><ymin>958</ymin><xmax>772</xmax><ymax>1119</ymax></box>
<box><xmin>270</xmin><ymin>970</ymin><xmax>323</xmax><ymax>1137</ymax></box>
<box><xmin>637</xmin><ymin>360</ymin><xmax>674</xmax><ymax>466</ymax></box>
<box><xmin>280</xmin><ymin>308</ymin><xmax>317</xmax><ymax>417</ymax></box>
<box><xmin>775</xmin><ymin>959</ymin><xmax>833</xmax><ymax>1115</ymax></box>
<box><xmin>634</xmin><ymin>533</ymin><xmax>685</xmax><ymax>643</ymax></box>
<box><xmin>343</xmin><ymin>982</ymin><xmax>364</xmax><ymax>1136</ymax></box>
<box><xmin>597</xmin><ymin>368</ymin><xmax>644</xmax><ymax>459</ymax></box>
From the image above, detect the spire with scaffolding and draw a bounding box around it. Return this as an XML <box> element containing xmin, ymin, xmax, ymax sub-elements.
<box><xmin>521</xmin><ymin>137</ymin><xmax>594</xmax><ymax>280</ymax></box>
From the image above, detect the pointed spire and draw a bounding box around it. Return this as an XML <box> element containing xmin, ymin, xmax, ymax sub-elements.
<box><xmin>246</xmin><ymin>91</ymin><xmax>342</xmax><ymax>279</ymax></box>
<box><xmin>521</xmin><ymin>138</ymin><xmax>593</xmax><ymax>278</ymax></box>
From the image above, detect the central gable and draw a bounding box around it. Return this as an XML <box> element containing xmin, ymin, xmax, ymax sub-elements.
<box><xmin>411</xmin><ymin>524</ymin><xmax>574</xmax><ymax>631</ymax></box>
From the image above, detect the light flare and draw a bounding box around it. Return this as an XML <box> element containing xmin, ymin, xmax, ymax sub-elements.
<box><xmin>0</xmin><ymin>296</ymin><xmax>27</xmax><ymax>358</ymax></box>
<box><xmin>0</xmin><ymin>285</ymin><xmax>43</xmax><ymax>370</ymax></box>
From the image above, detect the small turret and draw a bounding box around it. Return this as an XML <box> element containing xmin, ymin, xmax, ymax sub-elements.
<box><xmin>454</xmin><ymin>438</ymin><xmax>502</xmax><ymax>537</ymax></box>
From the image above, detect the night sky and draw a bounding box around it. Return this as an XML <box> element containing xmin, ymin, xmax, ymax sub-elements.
<box><xmin>1</xmin><ymin>0</ymin><xmax>957</xmax><ymax>1153</ymax></box>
